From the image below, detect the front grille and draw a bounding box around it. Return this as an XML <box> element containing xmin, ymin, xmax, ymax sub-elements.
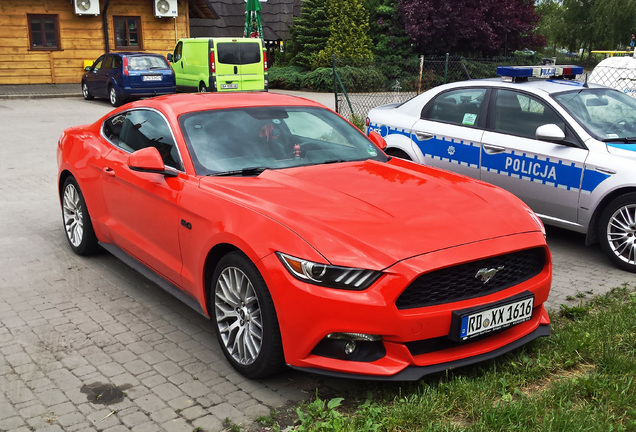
<box><xmin>395</xmin><ymin>247</ymin><xmax>546</xmax><ymax>310</ymax></box>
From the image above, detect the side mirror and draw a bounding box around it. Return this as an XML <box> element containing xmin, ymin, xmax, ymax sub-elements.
<box><xmin>368</xmin><ymin>131</ymin><xmax>387</xmax><ymax>150</ymax></box>
<box><xmin>128</xmin><ymin>147</ymin><xmax>178</xmax><ymax>177</ymax></box>
<box><xmin>536</xmin><ymin>124</ymin><xmax>565</xmax><ymax>143</ymax></box>
<box><xmin>166</xmin><ymin>53</ymin><xmax>173</xmax><ymax>62</ymax></box>
<box><xmin>85</xmin><ymin>66</ymin><xmax>92</xmax><ymax>71</ymax></box>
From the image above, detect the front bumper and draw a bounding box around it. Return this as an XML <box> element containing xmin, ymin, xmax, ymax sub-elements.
<box><xmin>258</xmin><ymin>231</ymin><xmax>552</xmax><ymax>379</ymax></box>
<box><xmin>290</xmin><ymin>322</ymin><xmax>550</xmax><ymax>381</ymax></box>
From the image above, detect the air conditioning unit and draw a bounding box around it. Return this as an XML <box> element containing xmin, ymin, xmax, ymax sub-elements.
<box><xmin>74</xmin><ymin>0</ymin><xmax>100</xmax><ymax>15</ymax></box>
<box><xmin>154</xmin><ymin>0</ymin><xmax>178</xmax><ymax>18</ymax></box>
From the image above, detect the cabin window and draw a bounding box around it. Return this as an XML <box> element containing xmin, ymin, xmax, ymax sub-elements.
<box><xmin>27</xmin><ymin>14</ymin><xmax>60</xmax><ymax>50</ymax></box>
<box><xmin>113</xmin><ymin>16</ymin><xmax>143</xmax><ymax>50</ymax></box>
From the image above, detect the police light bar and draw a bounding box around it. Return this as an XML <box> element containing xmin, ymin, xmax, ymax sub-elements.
<box><xmin>496</xmin><ymin>65</ymin><xmax>584</xmax><ymax>82</ymax></box>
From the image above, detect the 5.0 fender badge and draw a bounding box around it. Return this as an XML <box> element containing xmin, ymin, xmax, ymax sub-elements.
<box><xmin>475</xmin><ymin>266</ymin><xmax>504</xmax><ymax>284</ymax></box>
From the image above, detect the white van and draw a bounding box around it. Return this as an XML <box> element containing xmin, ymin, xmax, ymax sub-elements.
<box><xmin>589</xmin><ymin>55</ymin><xmax>636</xmax><ymax>98</ymax></box>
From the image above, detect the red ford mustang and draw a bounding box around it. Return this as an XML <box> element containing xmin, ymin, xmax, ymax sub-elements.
<box><xmin>57</xmin><ymin>92</ymin><xmax>552</xmax><ymax>380</ymax></box>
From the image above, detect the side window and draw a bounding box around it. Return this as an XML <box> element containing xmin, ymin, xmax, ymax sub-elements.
<box><xmin>92</xmin><ymin>56</ymin><xmax>104</xmax><ymax>71</ymax></box>
<box><xmin>424</xmin><ymin>88</ymin><xmax>486</xmax><ymax>127</ymax></box>
<box><xmin>494</xmin><ymin>90</ymin><xmax>566</xmax><ymax>139</ymax></box>
<box><xmin>103</xmin><ymin>113</ymin><xmax>126</xmax><ymax>142</ymax></box>
<box><xmin>104</xmin><ymin>110</ymin><xmax>183</xmax><ymax>170</ymax></box>
<box><xmin>173</xmin><ymin>41</ymin><xmax>183</xmax><ymax>62</ymax></box>
<box><xmin>102</xmin><ymin>55</ymin><xmax>113</xmax><ymax>69</ymax></box>
<box><xmin>112</xmin><ymin>56</ymin><xmax>122</xmax><ymax>70</ymax></box>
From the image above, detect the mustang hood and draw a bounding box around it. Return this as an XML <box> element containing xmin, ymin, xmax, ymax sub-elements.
<box><xmin>199</xmin><ymin>159</ymin><xmax>541</xmax><ymax>269</ymax></box>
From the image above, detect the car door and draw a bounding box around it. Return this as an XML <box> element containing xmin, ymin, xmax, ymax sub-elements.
<box><xmin>84</xmin><ymin>55</ymin><xmax>106</xmax><ymax>97</ymax></box>
<box><xmin>409</xmin><ymin>87</ymin><xmax>488</xmax><ymax>179</ymax></box>
<box><xmin>99</xmin><ymin>108</ymin><xmax>185</xmax><ymax>285</ymax></box>
<box><xmin>480</xmin><ymin>88</ymin><xmax>589</xmax><ymax>224</ymax></box>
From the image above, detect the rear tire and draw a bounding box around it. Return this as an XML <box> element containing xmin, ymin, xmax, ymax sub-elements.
<box><xmin>599</xmin><ymin>192</ymin><xmax>636</xmax><ymax>272</ymax></box>
<box><xmin>387</xmin><ymin>148</ymin><xmax>412</xmax><ymax>161</ymax></box>
<box><xmin>199</xmin><ymin>82</ymin><xmax>208</xmax><ymax>93</ymax></box>
<box><xmin>109</xmin><ymin>85</ymin><xmax>122</xmax><ymax>107</ymax></box>
<box><xmin>212</xmin><ymin>251</ymin><xmax>284</xmax><ymax>378</ymax></box>
<box><xmin>61</xmin><ymin>177</ymin><xmax>99</xmax><ymax>256</ymax></box>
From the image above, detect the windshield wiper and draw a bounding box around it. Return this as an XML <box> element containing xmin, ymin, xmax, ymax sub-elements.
<box><xmin>208</xmin><ymin>166</ymin><xmax>269</xmax><ymax>177</ymax></box>
<box><xmin>603</xmin><ymin>137</ymin><xmax>636</xmax><ymax>143</ymax></box>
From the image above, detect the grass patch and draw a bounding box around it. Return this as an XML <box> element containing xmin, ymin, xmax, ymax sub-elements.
<box><xmin>256</xmin><ymin>286</ymin><xmax>635</xmax><ymax>432</ymax></box>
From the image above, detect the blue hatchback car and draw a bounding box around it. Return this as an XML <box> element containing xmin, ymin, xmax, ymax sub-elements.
<box><xmin>81</xmin><ymin>52</ymin><xmax>175</xmax><ymax>107</ymax></box>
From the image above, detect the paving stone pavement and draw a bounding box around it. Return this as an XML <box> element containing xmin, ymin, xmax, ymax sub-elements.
<box><xmin>1</xmin><ymin>93</ymin><xmax>635</xmax><ymax>432</ymax></box>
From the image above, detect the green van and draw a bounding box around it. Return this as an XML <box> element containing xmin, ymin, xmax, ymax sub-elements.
<box><xmin>167</xmin><ymin>37</ymin><xmax>268</xmax><ymax>92</ymax></box>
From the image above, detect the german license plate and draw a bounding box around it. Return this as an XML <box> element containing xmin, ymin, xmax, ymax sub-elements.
<box><xmin>221</xmin><ymin>83</ymin><xmax>238</xmax><ymax>89</ymax></box>
<box><xmin>455</xmin><ymin>294</ymin><xmax>534</xmax><ymax>341</ymax></box>
<box><xmin>142</xmin><ymin>75</ymin><xmax>162</xmax><ymax>81</ymax></box>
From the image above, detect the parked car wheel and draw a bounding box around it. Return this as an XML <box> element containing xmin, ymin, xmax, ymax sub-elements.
<box><xmin>81</xmin><ymin>82</ymin><xmax>94</xmax><ymax>100</ymax></box>
<box><xmin>212</xmin><ymin>251</ymin><xmax>284</xmax><ymax>378</ymax></box>
<box><xmin>199</xmin><ymin>82</ymin><xmax>208</xmax><ymax>93</ymax></box>
<box><xmin>61</xmin><ymin>177</ymin><xmax>99</xmax><ymax>255</ymax></box>
<box><xmin>109</xmin><ymin>85</ymin><xmax>122</xmax><ymax>107</ymax></box>
<box><xmin>386</xmin><ymin>148</ymin><xmax>412</xmax><ymax>161</ymax></box>
<box><xmin>599</xmin><ymin>192</ymin><xmax>636</xmax><ymax>272</ymax></box>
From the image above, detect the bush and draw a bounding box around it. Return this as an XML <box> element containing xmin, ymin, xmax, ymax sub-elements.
<box><xmin>268</xmin><ymin>66</ymin><xmax>306</xmax><ymax>90</ymax></box>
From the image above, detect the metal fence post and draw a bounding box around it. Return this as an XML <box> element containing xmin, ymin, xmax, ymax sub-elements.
<box><xmin>333</xmin><ymin>55</ymin><xmax>338</xmax><ymax>113</ymax></box>
<box><xmin>444</xmin><ymin>53</ymin><xmax>449</xmax><ymax>84</ymax></box>
<box><xmin>418</xmin><ymin>55</ymin><xmax>424</xmax><ymax>94</ymax></box>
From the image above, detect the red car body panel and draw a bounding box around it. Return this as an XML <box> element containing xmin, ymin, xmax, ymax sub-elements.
<box><xmin>57</xmin><ymin>92</ymin><xmax>552</xmax><ymax>379</ymax></box>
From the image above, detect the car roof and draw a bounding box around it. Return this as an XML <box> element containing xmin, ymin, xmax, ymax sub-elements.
<box><xmin>125</xmin><ymin>92</ymin><xmax>326</xmax><ymax>116</ymax></box>
<box><xmin>441</xmin><ymin>77</ymin><xmax>609</xmax><ymax>96</ymax></box>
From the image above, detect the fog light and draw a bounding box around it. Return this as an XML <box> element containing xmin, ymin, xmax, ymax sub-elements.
<box><xmin>344</xmin><ymin>340</ymin><xmax>357</xmax><ymax>355</ymax></box>
<box><xmin>327</xmin><ymin>332</ymin><xmax>382</xmax><ymax>342</ymax></box>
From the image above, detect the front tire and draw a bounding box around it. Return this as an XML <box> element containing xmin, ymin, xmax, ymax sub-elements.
<box><xmin>82</xmin><ymin>82</ymin><xmax>94</xmax><ymax>100</ymax></box>
<box><xmin>61</xmin><ymin>177</ymin><xmax>99</xmax><ymax>255</ymax></box>
<box><xmin>599</xmin><ymin>193</ymin><xmax>636</xmax><ymax>272</ymax></box>
<box><xmin>109</xmin><ymin>85</ymin><xmax>122</xmax><ymax>107</ymax></box>
<box><xmin>212</xmin><ymin>252</ymin><xmax>284</xmax><ymax>378</ymax></box>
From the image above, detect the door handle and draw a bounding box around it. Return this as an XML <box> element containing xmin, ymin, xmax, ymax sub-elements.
<box><xmin>415</xmin><ymin>131</ymin><xmax>433</xmax><ymax>140</ymax></box>
<box><xmin>234</xmin><ymin>66</ymin><xmax>238</xmax><ymax>74</ymax></box>
<box><xmin>103</xmin><ymin>167</ymin><xmax>115</xmax><ymax>177</ymax></box>
<box><xmin>483</xmin><ymin>144</ymin><xmax>505</xmax><ymax>154</ymax></box>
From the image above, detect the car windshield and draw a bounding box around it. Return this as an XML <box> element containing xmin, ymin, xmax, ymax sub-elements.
<box><xmin>179</xmin><ymin>106</ymin><xmax>387</xmax><ymax>175</ymax></box>
<box><xmin>128</xmin><ymin>55</ymin><xmax>170</xmax><ymax>71</ymax></box>
<box><xmin>553</xmin><ymin>88</ymin><xmax>636</xmax><ymax>142</ymax></box>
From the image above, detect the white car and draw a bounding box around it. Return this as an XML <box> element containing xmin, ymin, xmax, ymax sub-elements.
<box><xmin>367</xmin><ymin>65</ymin><xmax>636</xmax><ymax>272</ymax></box>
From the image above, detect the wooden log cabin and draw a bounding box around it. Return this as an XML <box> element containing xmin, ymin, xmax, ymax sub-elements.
<box><xmin>0</xmin><ymin>0</ymin><xmax>204</xmax><ymax>85</ymax></box>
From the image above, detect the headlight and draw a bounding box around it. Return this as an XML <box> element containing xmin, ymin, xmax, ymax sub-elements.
<box><xmin>276</xmin><ymin>252</ymin><xmax>381</xmax><ymax>290</ymax></box>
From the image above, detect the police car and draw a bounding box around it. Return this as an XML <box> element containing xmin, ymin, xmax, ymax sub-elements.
<box><xmin>366</xmin><ymin>65</ymin><xmax>636</xmax><ymax>272</ymax></box>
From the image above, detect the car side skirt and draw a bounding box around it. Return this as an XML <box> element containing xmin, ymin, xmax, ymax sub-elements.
<box><xmin>99</xmin><ymin>242</ymin><xmax>208</xmax><ymax>318</ymax></box>
<box><xmin>288</xmin><ymin>323</ymin><xmax>550</xmax><ymax>381</ymax></box>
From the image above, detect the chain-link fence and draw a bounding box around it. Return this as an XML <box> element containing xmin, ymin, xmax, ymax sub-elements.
<box><xmin>333</xmin><ymin>55</ymin><xmax>537</xmax><ymax>125</ymax></box>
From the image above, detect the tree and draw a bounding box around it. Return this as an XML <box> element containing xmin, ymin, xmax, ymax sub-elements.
<box><xmin>537</xmin><ymin>0</ymin><xmax>636</xmax><ymax>58</ymax></box>
<box><xmin>313</xmin><ymin>0</ymin><xmax>374</xmax><ymax>68</ymax></box>
<box><xmin>398</xmin><ymin>0</ymin><xmax>544</xmax><ymax>56</ymax></box>
<box><xmin>366</xmin><ymin>0</ymin><xmax>416</xmax><ymax>60</ymax></box>
<box><xmin>288</xmin><ymin>0</ymin><xmax>330</xmax><ymax>69</ymax></box>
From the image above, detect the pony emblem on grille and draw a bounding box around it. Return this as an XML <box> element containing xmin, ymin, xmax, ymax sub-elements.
<box><xmin>475</xmin><ymin>266</ymin><xmax>505</xmax><ymax>283</ymax></box>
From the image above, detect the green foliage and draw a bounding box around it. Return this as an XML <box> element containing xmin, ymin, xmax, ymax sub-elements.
<box><xmin>313</xmin><ymin>0</ymin><xmax>374</xmax><ymax>69</ymax></box>
<box><xmin>537</xmin><ymin>0</ymin><xmax>636</xmax><ymax>57</ymax></box>
<box><xmin>288</xmin><ymin>0</ymin><xmax>330</xmax><ymax>69</ymax></box>
<box><xmin>268</xmin><ymin>66</ymin><xmax>307</xmax><ymax>90</ymax></box>
<box><xmin>366</xmin><ymin>0</ymin><xmax>416</xmax><ymax>60</ymax></box>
